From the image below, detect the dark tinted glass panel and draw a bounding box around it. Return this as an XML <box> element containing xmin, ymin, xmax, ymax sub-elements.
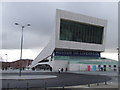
<box><xmin>60</xmin><ymin>19</ymin><xmax>104</xmax><ymax>44</ymax></box>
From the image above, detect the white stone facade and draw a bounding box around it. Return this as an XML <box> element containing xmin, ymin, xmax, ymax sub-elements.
<box><xmin>31</xmin><ymin>9</ymin><xmax>107</xmax><ymax>70</ymax></box>
<box><xmin>55</xmin><ymin>9</ymin><xmax>107</xmax><ymax>52</ymax></box>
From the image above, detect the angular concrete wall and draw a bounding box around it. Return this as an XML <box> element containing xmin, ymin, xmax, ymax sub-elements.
<box><xmin>31</xmin><ymin>31</ymin><xmax>55</xmax><ymax>68</ymax></box>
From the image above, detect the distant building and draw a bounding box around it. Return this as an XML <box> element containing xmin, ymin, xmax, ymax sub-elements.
<box><xmin>0</xmin><ymin>59</ymin><xmax>33</xmax><ymax>70</ymax></box>
<box><xmin>31</xmin><ymin>9</ymin><xmax>118</xmax><ymax>72</ymax></box>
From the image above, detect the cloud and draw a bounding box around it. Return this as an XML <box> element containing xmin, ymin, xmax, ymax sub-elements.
<box><xmin>2</xmin><ymin>2</ymin><xmax>118</xmax><ymax>53</ymax></box>
<box><xmin>0</xmin><ymin>49</ymin><xmax>41</xmax><ymax>62</ymax></box>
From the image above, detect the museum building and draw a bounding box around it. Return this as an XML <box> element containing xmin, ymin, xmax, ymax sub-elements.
<box><xmin>31</xmin><ymin>9</ymin><xmax>118</xmax><ymax>71</ymax></box>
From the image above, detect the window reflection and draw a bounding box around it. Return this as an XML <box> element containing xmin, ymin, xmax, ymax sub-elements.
<box><xmin>60</xmin><ymin>19</ymin><xmax>104</xmax><ymax>44</ymax></box>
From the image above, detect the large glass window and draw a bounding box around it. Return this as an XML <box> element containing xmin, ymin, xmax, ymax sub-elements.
<box><xmin>60</xmin><ymin>19</ymin><xmax>104</xmax><ymax>44</ymax></box>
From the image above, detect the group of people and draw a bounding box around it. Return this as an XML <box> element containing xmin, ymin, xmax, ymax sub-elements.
<box><xmin>58</xmin><ymin>68</ymin><xmax>67</xmax><ymax>73</ymax></box>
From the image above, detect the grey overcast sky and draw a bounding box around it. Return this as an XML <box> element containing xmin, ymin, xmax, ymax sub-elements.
<box><xmin>0</xmin><ymin>2</ymin><xmax>118</xmax><ymax>61</ymax></box>
<box><xmin>2</xmin><ymin>2</ymin><xmax>118</xmax><ymax>51</ymax></box>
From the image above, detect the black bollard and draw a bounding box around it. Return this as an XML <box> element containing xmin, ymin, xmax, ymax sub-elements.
<box><xmin>88</xmin><ymin>84</ymin><xmax>90</xmax><ymax>87</ymax></box>
<box><xmin>62</xmin><ymin>81</ymin><xmax>64</xmax><ymax>89</ymax></box>
<box><xmin>27</xmin><ymin>82</ymin><xmax>29</xmax><ymax>90</ymax></box>
<box><xmin>105</xmin><ymin>81</ymin><xmax>107</xmax><ymax>85</ymax></box>
<box><xmin>97</xmin><ymin>83</ymin><xmax>99</xmax><ymax>86</ymax></box>
<box><xmin>7</xmin><ymin>82</ymin><xmax>9</xmax><ymax>90</ymax></box>
<box><xmin>105</xmin><ymin>78</ymin><xmax>107</xmax><ymax>85</ymax></box>
<box><xmin>45</xmin><ymin>81</ymin><xmax>47</xmax><ymax>90</ymax></box>
<box><xmin>63</xmin><ymin>86</ymin><xmax>64</xmax><ymax>89</ymax></box>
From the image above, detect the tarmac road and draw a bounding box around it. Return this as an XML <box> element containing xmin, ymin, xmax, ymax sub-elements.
<box><xmin>1</xmin><ymin>71</ymin><xmax>111</xmax><ymax>89</ymax></box>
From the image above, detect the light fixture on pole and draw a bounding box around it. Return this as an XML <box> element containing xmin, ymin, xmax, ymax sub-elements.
<box><xmin>5</xmin><ymin>54</ymin><xmax>8</xmax><ymax>70</ymax></box>
<box><xmin>15</xmin><ymin>23</ymin><xmax>31</xmax><ymax>76</ymax></box>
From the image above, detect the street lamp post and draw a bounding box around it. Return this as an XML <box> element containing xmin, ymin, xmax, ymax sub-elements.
<box><xmin>15</xmin><ymin>23</ymin><xmax>31</xmax><ymax>76</ymax></box>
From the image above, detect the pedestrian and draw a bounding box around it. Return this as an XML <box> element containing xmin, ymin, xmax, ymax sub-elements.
<box><xmin>58</xmin><ymin>68</ymin><xmax>61</xmax><ymax>73</ymax></box>
<box><xmin>61</xmin><ymin>68</ymin><xmax>64</xmax><ymax>72</ymax></box>
<box><xmin>101</xmin><ymin>67</ymin><xmax>103</xmax><ymax>71</ymax></box>
<box><xmin>50</xmin><ymin>67</ymin><xmax>52</xmax><ymax>72</ymax></box>
<box><xmin>65</xmin><ymin>68</ymin><xmax>68</xmax><ymax>72</ymax></box>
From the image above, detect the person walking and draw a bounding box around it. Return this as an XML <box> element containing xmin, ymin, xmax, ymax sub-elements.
<box><xmin>61</xmin><ymin>68</ymin><xmax>64</xmax><ymax>72</ymax></box>
<box><xmin>65</xmin><ymin>68</ymin><xmax>68</xmax><ymax>72</ymax></box>
<box><xmin>58</xmin><ymin>68</ymin><xmax>61</xmax><ymax>73</ymax></box>
<box><xmin>50</xmin><ymin>67</ymin><xmax>52</xmax><ymax>72</ymax></box>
